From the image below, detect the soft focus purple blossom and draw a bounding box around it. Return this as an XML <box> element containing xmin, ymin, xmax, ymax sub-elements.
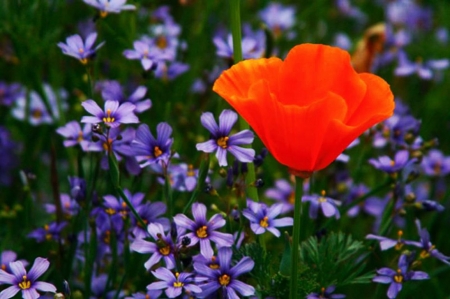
<box><xmin>89</xmin><ymin>273</ymin><xmax>125</xmax><ymax>299</ymax></box>
<box><xmin>44</xmin><ymin>193</ymin><xmax>80</xmax><ymax>217</ymax></box>
<box><xmin>12</xmin><ymin>84</ymin><xmax>68</xmax><ymax>126</ymax></box>
<box><xmin>0</xmin><ymin>251</ymin><xmax>27</xmax><ymax>274</ymax></box>
<box><xmin>126</xmin><ymin>290</ymin><xmax>162</xmax><ymax>299</ymax></box>
<box><xmin>0</xmin><ymin>82</ymin><xmax>24</xmax><ymax>107</ymax></box>
<box><xmin>369</xmin><ymin>150</ymin><xmax>412</xmax><ymax>174</ymax></box>
<box><xmin>153</xmin><ymin>61</ymin><xmax>189</xmax><ymax>81</ymax></box>
<box><xmin>123</xmin><ymin>37</ymin><xmax>174</xmax><ymax>71</ymax></box>
<box><xmin>265</xmin><ymin>179</ymin><xmax>294</xmax><ymax>213</ymax></box>
<box><xmin>0</xmin><ymin>127</ymin><xmax>19</xmax><ymax>186</ymax></box>
<box><xmin>132</xmin><ymin>201</ymin><xmax>170</xmax><ymax>240</ymax></box>
<box><xmin>57</xmin><ymin>32</ymin><xmax>104</xmax><ymax>64</ymax></box>
<box><xmin>335</xmin><ymin>0</ymin><xmax>367</xmax><ymax>24</ymax></box>
<box><xmin>0</xmin><ymin>257</ymin><xmax>56</xmax><ymax>299</ymax></box>
<box><xmin>131</xmin><ymin>122</ymin><xmax>173</xmax><ymax>168</ymax></box>
<box><xmin>242</xmin><ymin>200</ymin><xmax>293</xmax><ymax>237</ymax></box>
<box><xmin>302</xmin><ymin>191</ymin><xmax>341</xmax><ymax>219</ymax></box>
<box><xmin>147</xmin><ymin>268</ymin><xmax>202</xmax><ymax>298</ymax></box>
<box><xmin>83</xmin><ymin>0</ymin><xmax>136</xmax><ymax>17</ymax></box>
<box><xmin>196</xmin><ymin>110</ymin><xmax>255</xmax><ymax>167</ymax></box>
<box><xmin>56</xmin><ymin>121</ymin><xmax>92</xmax><ymax>150</ymax></box>
<box><xmin>96</xmin><ymin>80</ymin><xmax>152</xmax><ymax>113</ymax></box>
<box><xmin>81</xmin><ymin>99</ymin><xmax>138</xmax><ymax>128</ymax></box>
<box><xmin>394</xmin><ymin>50</ymin><xmax>449</xmax><ymax>80</ymax></box>
<box><xmin>333</xmin><ymin>32</ymin><xmax>352</xmax><ymax>50</ymax></box>
<box><xmin>366</xmin><ymin>230</ymin><xmax>421</xmax><ymax>251</ymax></box>
<box><xmin>213</xmin><ymin>30</ymin><xmax>265</xmax><ymax>60</ymax></box>
<box><xmin>306</xmin><ymin>285</ymin><xmax>346</xmax><ymax>299</ymax></box>
<box><xmin>421</xmin><ymin>149</ymin><xmax>450</xmax><ymax>177</ymax></box>
<box><xmin>259</xmin><ymin>3</ymin><xmax>296</xmax><ymax>39</ymax></box>
<box><xmin>28</xmin><ymin>222</ymin><xmax>68</xmax><ymax>243</ymax></box>
<box><xmin>174</xmin><ymin>202</ymin><xmax>234</xmax><ymax>258</ymax></box>
<box><xmin>131</xmin><ymin>223</ymin><xmax>177</xmax><ymax>270</ymax></box>
<box><xmin>68</xmin><ymin>176</ymin><xmax>87</xmax><ymax>204</ymax></box>
<box><xmin>373</xmin><ymin>254</ymin><xmax>429</xmax><ymax>299</ymax></box>
<box><xmin>194</xmin><ymin>247</ymin><xmax>255</xmax><ymax>299</ymax></box>
<box><xmin>415</xmin><ymin>220</ymin><xmax>450</xmax><ymax>265</ymax></box>
<box><xmin>385</xmin><ymin>0</ymin><xmax>432</xmax><ymax>31</ymax></box>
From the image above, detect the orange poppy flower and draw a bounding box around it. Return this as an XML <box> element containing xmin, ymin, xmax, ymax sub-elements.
<box><xmin>213</xmin><ymin>43</ymin><xmax>395</xmax><ymax>178</ymax></box>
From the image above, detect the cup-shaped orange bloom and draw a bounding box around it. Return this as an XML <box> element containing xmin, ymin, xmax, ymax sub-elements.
<box><xmin>213</xmin><ymin>44</ymin><xmax>395</xmax><ymax>177</ymax></box>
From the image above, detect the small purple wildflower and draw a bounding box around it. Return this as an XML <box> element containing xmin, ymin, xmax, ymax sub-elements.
<box><xmin>306</xmin><ymin>285</ymin><xmax>346</xmax><ymax>299</ymax></box>
<box><xmin>0</xmin><ymin>257</ymin><xmax>56</xmax><ymax>299</ymax></box>
<box><xmin>369</xmin><ymin>150</ymin><xmax>412</xmax><ymax>174</ymax></box>
<box><xmin>68</xmin><ymin>176</ymin><xmax>87</xmax><ymax>203</ymax></box>
<box><xmin>415</xmin><ymin>220</ymin><xmax>450</xmax><ymax>265</ymax></box>
<box><xmin>147</xmin><ymin>268</ymin><xmax>202</xmax><ymax>298</ymax></box>
<box><xmin>28</xmin><ymin>222</ymin><xmax>68</xmax><ymax>243</ymax></box>
<box><xmin>214</xmin><ymin>32</ymin><xmax>265</xmax><ymax>60</ymax></box>
<box><xmin>126</xmin><ymin>290</ymin><xmax>162</xmax><ymax>299</ymax></box>
<box><xmin>0</xmin><ymin>251</ymin><xmax>27</xmax><ymax>274</ymax></box>
<box><xmin>57</xmin><ymin>32</ymin><xmax>104</xmax><ymax>64</ymax></box>
<box><xmin>265</xmin><ymin>179</ymin><xmax>295</xmax><ymax>213</ymax></box>
<box><xmin>0</xmin><ymin>127</ymin><xmax>19</xmax><ymax>186</ymax></box>
<box><xmin>83</xmin><ymin>0</ymin><xmax>136</xmax><ymax>18</ymax></box>
<box><xmin>366</xmin><ymin>230</ymin><xmax>421</xmax><ymax>251</ymax></box>
<box><xmin>96</xmin><ymin>80</ymin><xmax>152</xmax><ymax>113</ymax></box>
<box><xmin>302</xmin><ymin>191</ymin><xmax>341</xmax><ymax>219</ymax></box>
<box><xmin>153</xmin><ymin>61</ymin><xmax>189</xmax><ymax>81</ymax></box>
<box><xmin>259</xmin><ymin>3</ymin><xmax>296</xmax><ymax>39</ymax></box>
<box><xmin>242</xmin><ymin>200</ymin><xmax>293</xmax><ymax>237</ymax></box>
<box><xmin>130</xmin><ymin>223</ymin><xmax>177</xmax><ymax>270</ymax></box>
<box><xmin>132</xmin><ymin>201</ymin><xmax>170</xmax><ymax>240</ymax></box>
<box><xmin>421</xmin><ymin>149</ymin><xmax>450</xmax><ymax>177</ymax></box>
<box><xmin>394</xmin><ymin>50</ymin><xmax>449</xmax><ymax>80</ymax></box>
<box><xmin>56</xmin><ymin>121</ymin><xmax>92</xmax><ymax>151</ymax></box>
<box><xmin>0</xmin><ymin>82</ymin><xmax>24</xmax><ymax>107</ymax></box>
<box><xmin>196</xmin><ymin>110</ymin><xmax>255</xmax><ymax>167</ymax></box>
<box><xmin>194</xmin><ymin>246</ymin><xmax>255</xmax><ymax>299</ymax></box>
<box><xmin>373</xmin><ymin>254</ymin><xmax>429</xmax><ymax>299</ymax></box>
<box><xmin>123</xmin><ymin>37</ymin><xmax>173</xmax><ymax>71</ymax></box>
<box><xmin>131</xmin><ymin>122</ymin><xmax>173</xmax><ymax>168</ymax></box>
<box><xmin>44</xmin><ymin>193</ymin><xmax>80</xmax><ymax>218</ymax></box>
<box><xmin>81</xmin><ymin>99</ymin><xmax>138</xmax><ymax>128</ymax></box>
<box><xmin>173</xmin><ymin>202</ymin><xmax>234</xmax><ymax>258</ymax></box>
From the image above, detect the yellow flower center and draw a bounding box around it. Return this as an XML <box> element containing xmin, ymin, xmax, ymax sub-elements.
<box><xmin>173</xmin><ymin>272</ymin><xmax>184</xmax><ymax>288</ymax></box>
<box><xmin>395</xmin><ymin>230</ymin><xmax>404</xmax><ymax>250</ymax></box>
<box><xmin>394</xmin><ymin>269</ymin><xmax>403</xmax><ymax>283</ymax></box>
<box><xmin>318</xmin><ymin>190</ymin><xmax>327</xmax><ymax>203</ymax></box>
<box><xmin>154</xmin><ymin>146</ymin><xmax>163</xmax><ymax>158</ymax></box>
<box><xmin>159</xmin><ymin>245</ymin><xmax>171</xmax><ymax>256</ymax></box>
<box><xmin>218</xmin><ymin>274</ymin><xmax>231</xmax><ymax>286</ymax></box>
<box><xmin>217</xmin><ymin>136</ymin><xmax>229</xmax><ymax>149</ymax></box>
<box><xmin>103</xmin><ymin>109</ymin><xmax>115</xmax><ymax>123</ymax></box>
<box><xmin>156</xmin><ymin>36</ymin><xmax>168</xmax><ymax>49</ymax></box>
<box><xmin>260</xmin><ymin>216</ymin><xmax>269</xmax><ymax>228</ymax></box>
<box><xmin>105</xmin><ymin>207</ymin><xmax>115</xmax><ymax>215</ymax></box>
<box><xmin>80</xmin><ymin>58</ymin><xmax>88</xmax><ymax>65</ymax></box>
<box><xmin>32</xmin><ymin>109</ymin><xmax>42</xmax><ymax>119</ymax></box>
<box><xmin>196</xmin><ymin>226</ymin><xmax>208</xmax><ymax>238</ymax></box>
<box><xmin>187</xmin><ymin>164</ymin><xmax>195</xmax><ymax>177</ymax></box>
<box><xmin>102</xmin><ymin>138</ymin><xmax>113</xmax><ymax>153</ymax></box>
<box><xmin>100</xmin><ymin>10</ymin><xmax>108</xmax><ymax>18</ymax></box>
<box><xmin>19</xmin><ymin>276</ymin><xmax>31</xmax><ymax>290</ymax></box>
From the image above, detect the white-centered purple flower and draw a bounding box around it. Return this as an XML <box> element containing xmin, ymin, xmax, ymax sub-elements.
<box><xmin>130</xmin><ymin>223</ymin><xmax>176</xmax><ymax>270</ymax></box>
<box><xmin>194</xmin><ymin>247</ymin><xmax>255</xmax><ymax>299</ymax></box>
<box><xmin>83</xmin><ymin>0</ymin><xmax>136</xmax><ymax>18</ymax></box>
<box><xmin>0</xmin><ymin>257</ymin><xmax>56</xmax><ymax>299</ymax></box>
<box><xmin>81</xmin><ymin>99</ymin><xmax>138</xmax><ymax>128</ymax></box>
<box><xmin>57</xmin><ymin>32</ymin><xmax>104</xmax><ymax>64</ymax></box>
<box><xmin>147</xmin><ymin>267</ymin><xmax>202</xmax><ymax>298</ymax></box>
<box><xmin>131</xmin><ymin>122</ymin><xmax>173</xmax><ymax>168</ymax></box>
<box><xmin>196</xmin><ymin>109</ymin><xmax>255</xmax><ymax>167</ymax></box>
<box><xmin>302</xmin><ymin>191</ymin><xmax>341</xmax><ymax>219</ymax></box>
<box><xmin>242</xmin><ymin>200</ymin><xmax>293</xmax><ymax>237</ymax></box>
<box><xmin>373</xmin><ymin>254</ymin><xmax>429</xmax><ymax>299</ymax></box>
<box><xmin>173</xmin><ymin>202</ymin><xmax>234</xmax><ymax>258</ymax></box>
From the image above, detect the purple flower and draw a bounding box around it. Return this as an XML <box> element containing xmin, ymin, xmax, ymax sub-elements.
<box><xmin>0</xmin><ymin>251</ymin><xmax>27</xmax><ymax>274</ymax></box>
<box><xmin>394</xmin><ymin>50</ymin><xmax>445</xmax><ymax>80</ymax></box>
<box><xmin>373</xmin><ymin>254</ymin><xmax>429</xmax><ymax>299</ymax></box>
<box><xmin>57</xmin><ymin>32</ymin><xmax>104</xmax><ymax>64</ymax></box>
<box><xmin>56</xmin><ymin>121</ymin><xmax>93</xmax><ymax>150</ymax></box>
<box><xmin>194</xmin><ymin>247</ymin><xmax>255</xmax><ymax>298</ymax></box>
<box><xmin>265</xmin><ymin>179</ymin><xmax>295</xmax><ymax>213</ymax></box>
<box><xmin>131</xmin><ymin>202</ymin><xmax>170</xmax><ymax>240</ymax></box>
<box><xmin>0</xmin><ymin>82</ymin><xmax>24</xmax><ymax>107</ymax></box>
<box><xmin>196</xmin><ymin>110</ymin><xmax>255</xmax><ymax>167</ymax></box>
<box><xmin>44</xmin><ymin>193</ymin><xmax>80</xmax><ymax>217</ymax></box>
<box><xmin>242</xmin><ymin>200</ymin><xmax>293</xmax><ymax>237</ymax></box>
<box><xmin>307</xmin><ymin>285</ymin><xmax>346</xmax><ymax>299</ymax></box>
<box><xmin>130</xmin><ymin>223</ymin><xmax>177</xmax><ymax>270</ymax></box>
<box><xmin>0</xmin><ymin>257</ymin><xmax>56</xmax><ymax>299</ymax></box>
<box><xmin>123</xmin><ymin>37</ymin><xmax>173</xmax><ymax>71</ymax></box>
<box><xmin>83</xmin><ymin>0</ymin><xmax>135</xmax><ymax>18</ymax></box>
<box><xmin>131</xmin><ymin>123</ymin><xmax>173</xmax><ymax>168</ymax></box>
<box><xmin>96</xmin><ymin>80</ymin><xmax>152</xmax><ymax>113</ymax></box>
<box><xmin>302</xmin><ymin>191</ymin><xmax>341</xmax><ymax>219</ymax></box>
<box><xmin>28</xmin><ymin>222</ymin><xmax>68</xmax><ymax>243</ymax></box>
<box><xmin>421</xmin><ymin>149</ymin><xmax>450</xmax><ymax>177</ymax></box>
<box><xmin>366</xmin><ymin>230</ymin><xmax>421</xmax><ymax>251</ymax></box>
<box><xmin>126</xmin><ymin>290</ymin><xmax>162</xmax><ymax>299</ymax></box>
<box><xmin>369</xmin><ymin>150</ymin><xmax>412</xmax><ymax>174</ymax></box>
<box><xmin>415</xmin><ymin>220</ymin><xmax>450</xmax><ymax>265</ymax></box>
<box><xmin>81</xmin><ymin>99</ymin><xmax>138</xmax><ymax>128</ymax></box>
<box><xmin>0</xmin><ymin>127</ymin><xmax>19</xmax><ymax>186</ymax></box>
<box><xmin>213</xmin><ymin>32</ymin><xmax>265</xmax><ymax>60</ymax></box>
<box><xmin>147</xmin><ymin>268</ymin><xmax>202</xmax><ymax>298</ymax></box>
<box><xmin>69</xmin><ymin>176</ymin><xmax>87</xmax><ymax>203</ymax></box>
<box><xmin>173</xmin><ymin>202</ymin><xmax>234</xmax><ymax>258</ymax></box>
<box><xmin>153</xmin><ymin>61</ymin><xmax>189</xmax><ymax>81</ymax></box>
<box><xmin>259</xmin><ymin>3</ymin><xmax>296</xmax><ymax>39</ymax></box>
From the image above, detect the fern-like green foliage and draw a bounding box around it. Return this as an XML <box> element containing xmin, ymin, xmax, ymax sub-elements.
<box><xmin>299</xmin><ymin>231</ymin><xmax>374</xmax><ymax>291</ymax></box>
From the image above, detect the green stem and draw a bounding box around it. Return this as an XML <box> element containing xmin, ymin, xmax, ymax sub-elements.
<box><xmin>229</xmin><ymin>0</ymin><xmax>259</xmax><ymax>202</ymax></box>
<box><xmin>290</xmin><ymin>176</ymin><xmax>304</xmax><ymax>299</ymax></box>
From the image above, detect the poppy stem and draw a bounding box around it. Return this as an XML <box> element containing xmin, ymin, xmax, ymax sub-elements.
<box><xmin>290</xmin><ymin>176</ymin><xmax>303</xmax><ymax>299</ymax></box>
<box><xmin>229</xmin><ymin>0</ymin><xmax>259</xmax><ymax>202</ymax></box>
